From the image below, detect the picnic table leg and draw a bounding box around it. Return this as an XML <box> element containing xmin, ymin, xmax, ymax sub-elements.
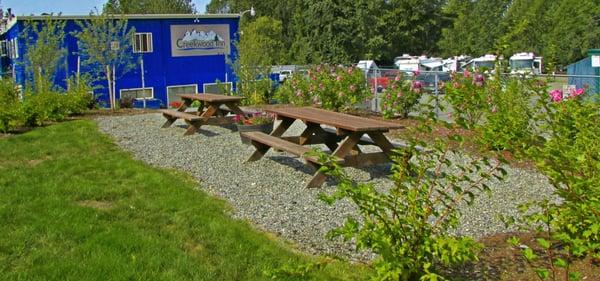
<box><xmin>223</xmin><ymin>102</ymin><xmax>248</xmax><ymax>118</ymax></box>
<box><xmin>270</xmin><ymin>117</ymin><xmax>295</xmax><ymax>137</ymax></box>
<box><xmin>246</xmin><ymin>141</ymin><xmax>271</xmax><ymax>162</ymax></box>
<box><xmin>367</xmin><ymin>132</ymin><xmax>395</xmax><ymax>157</ymax></box>
<box><xmin>305</xmin><ymin>133</ymin><xmax>361</xmax><ymax>188</ymax></box>
<box><xmin>177</xmin><ymin>98</ymin><xmax>192</xmax><ymax>112</ymax></box>
<box><xmin>184</xmin><ymin>120</ymin><xmax>202</xmax><ymax>136</ymax></box>
<box><xmin>161</xmin><ymin>114</ymin><xmax>177</xmax><ymax>128</ymax></box>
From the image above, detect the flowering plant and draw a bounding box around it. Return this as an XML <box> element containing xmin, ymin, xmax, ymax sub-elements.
<box><xmin>443</xmin><ymin>70</ymin><xmax>491</xmax><ymax>129</ymax></box>
<box><xmin>233</xmin><ymin>112</ymin><xmax>274</xmax><ymax>125</ymax></box>
<box><xmin>169</xmin><ymin>101</ymin><xmax>182</xmax><ymax>108</ymax></box>
<box><xmin>380</xmin><ymin>72</ymin><xmax>422</xmax><ymax>118</ymax></box>
<box><xmin>273</xmin><ymin>64</ymin><xmax>368</xmax><ymax>111</ymax></box>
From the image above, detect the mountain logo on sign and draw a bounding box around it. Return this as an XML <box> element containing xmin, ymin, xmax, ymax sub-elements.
<box><xmin>176</xmin><ymin>29</ymin><xmax>225</xmax><ymax>50</ymax></box>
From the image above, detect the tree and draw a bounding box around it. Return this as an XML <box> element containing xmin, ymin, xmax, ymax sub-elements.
<box><xmin>234</xmin><ymin>16</ymin><xmax>284</xmax><ymax>105</ymax></box>
<box><xmin>438</xmin><ymin>0</ymin><xmax>509</xmax><ymax>57</ymax></box>
<box><xmin>103</xmin><ymin>0</ymin><xmax>195</xmax><ymax>14</ymax></box>
<box><xmin>20</xmin><ymin>15</ymin><xmax>67</xmax><ymax>92</ymax></box>
<box><xmin>541</xmin><ymin>0</ymin><xmax>600</xmax><ymax>69</ymax></box>
<box><xmin>73</xmin><ymin>11</ymin><xmax>137</xmax><ymax>109</ymax></box>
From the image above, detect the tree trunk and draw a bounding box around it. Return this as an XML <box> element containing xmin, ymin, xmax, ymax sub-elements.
<box><xmin>105</xmin><ymin>65</ymin><xmax>113</xmax><ymax>109</ymax></box>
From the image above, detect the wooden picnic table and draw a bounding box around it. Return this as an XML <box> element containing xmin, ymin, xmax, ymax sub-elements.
<box><xmin>242</xmin><ymin>106</ymin><xmax>405</xmax><ymax>188</ymax></box>
<box><xmin>160</xmin><ymin>93</ymin><xmax>249</xmax><ymax>136</ymax></box>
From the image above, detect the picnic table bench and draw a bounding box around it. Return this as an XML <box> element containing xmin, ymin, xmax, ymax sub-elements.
<box><xmin>242</xmin><ymin>106</ymin><xmax>405</xmax><ymax>188</ymax></box>
<box><xmin>161</xmin><ymin>93</ymin><xmax>248</xmax><ymax>136</ymax></box>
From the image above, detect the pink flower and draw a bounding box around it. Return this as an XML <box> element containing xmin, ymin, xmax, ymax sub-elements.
<box><xmin>549</xmin><ymin>89</ymin><xmax>563</xmax><ymax>102</ymax></box>
<box><xmin>347</xmin><ymin>67</ymin><xmax>354</xmax><ymax>74</ymax></box>
<box><xmin>391</xmin><ymin>84</ymin><xmax>397</xmax><ymax>90</ymax></box>
<box><xmin>316</xmin><ymin>65</ymin><xmax>322</xmax><ymax>72</ymax></box>
<box><xmin>412</xmin><ymin>80</ymin><xmax>423</xmax><ymax>90</ymax></box>
<box><xmin>395</xmin><ymin>76</ymin><xmax>401</xmax><ymax>82</ymax></box>
<box><xmin>396</xmin><ymin>92</ymin><xmax>402</xmax><ymax>98</ymax></box>
<box><xmin>463</xmin><ymin>69</ymin><xmax>471</xmax><ymax>78</ymax></box>
<box><xmin>473</xmin><ymin>74</ymin><xmax>485</xmax><ymax>87</ymax></box>
<box><xmin>336</xmin><ymin>75</ymin><xmax>342</xmax><ymax>81</ymax></box>
<box><xmin>296</xmin><ymin>90</ymin><xmax>302</xmax><ymax>97</ymax></box>
<box><xmin>319</xmin><ymin>83</ymin><xmax>324</xmax><ymax>90</ymax></box>
<box><xmin>452</xmin><ymin>82</ymin><xmax>460</xmax><ymax>88</ymax></box>
<box><xmin>414</xmin><ymin>70</ymin><xmax>420</xmax><ymax>76</ymax></box>
<box><xmin>349</xmin><ymin>84</ymin><xmax>356</xmax><ymax>92</ymax></box>
<box><xmin>570</xmin><ymin>88</ymin><xmax>585</xmax><ymax>97</ymax></box>
<box><xmin>233</xmin><ymin>115</ymin><xmax>242</xmax><ymax>122</ymax></box>
<box><xmin>447</xmin><ymin>112</ymin><xmax>453</xmax><ymax>119</ymax></box>
<box><xmin>491</xmin><ymin>106</ymin><xmax>497</xmax><ymax>113</ymax></box>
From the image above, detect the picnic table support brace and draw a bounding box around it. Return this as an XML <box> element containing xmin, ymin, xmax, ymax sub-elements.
<box><xmin>305</xmin><ymin>133</ymin><xmax>361</xmax><ymax>188</ymax></box>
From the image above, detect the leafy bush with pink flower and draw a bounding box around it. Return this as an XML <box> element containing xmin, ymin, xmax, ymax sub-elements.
<box><xmin>380</xmin><ymin>73</ymin><xmax>422</xmax><ymax>118</ymax></box>
<box><xmin>478</xmin><ymin>78</ymin><xmax>539</xmax><ymax>151</ymax></box>
<box><xmin>503</xmin><ymin>84</ymin><xmax>600</xmax><ymax>279</ymax></box>
<box><xmin>274</xmin><ymin>65</ymin><xmax>368</xmax><ymax>111</ymax></box>
<box><xmin>273</xmin><ymin>72</ymin><xmax>313</xmax><ymax>106</ymax></box>
<box><xmin>443</xmin><ymin>70</ymin><xmax>491</xmax><ymax>129</ymax></box>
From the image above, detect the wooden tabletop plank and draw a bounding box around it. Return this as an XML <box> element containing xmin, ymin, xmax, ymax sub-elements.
<box><xmin>265</xmin><ymin>107</ymin><xmax>404</xmax><ymax>132</ymax></box>
<box><xmin>177</xmin><ymin>93</ymin><xmax>244</xmax><ymax>102</ymax></box>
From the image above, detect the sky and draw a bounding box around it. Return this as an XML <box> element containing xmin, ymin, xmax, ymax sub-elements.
<box><xmin>2</xmin><ymin>0</ymin><xmax>211</xmax><ymax>15</ymax></box>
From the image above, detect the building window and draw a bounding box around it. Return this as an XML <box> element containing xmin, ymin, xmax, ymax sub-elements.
<box><xmin>9</xmin><ymin>39</ymin><xmax>18</xmax><ymax>59</ymax></box>
<box><xmin>0</xmin><ymin>40</ymin><xmax>7</xmax><ymax>57</ymax></box>
<box><xmin>120</xmin><ymin>88</ymin><xmax>153</xmax><ymax>101</ymax></box>
<box><xmin>167</xmin><ymin>84</ymin><xmax>198</xmax><ymax>103</ymax></box>
<box><xmin>203</xmin><ymin>82</ymin><xmax>233</xmax><ymax>95</ymax></box>
<box><xmin>133</xmin><ymin>33</ymin><xmax>153</xmax><ymax>53</ymax></box>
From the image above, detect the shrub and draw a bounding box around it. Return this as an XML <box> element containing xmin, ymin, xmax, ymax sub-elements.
<box><xmin>478</xmin><ymin>77</ymin><xmax>538</xmax><ymax>151</ymax></box>
<box><xmin>273</xmin><ymin>72</ymin><xmax>313</xmax><ymax>106</ymax></box>
<box><xmin>505</xmin><ymin>88</ymin><xmax>600</xmax><ymax>280</ymax></box>
<box><xmin>273</xmin><ymin>65</ymin><xmax>368</xmax><ymax>111</ymax></box>
<box><xmin>0</xmin><ymin>80</ymin><xmax>23</xmax><ymax>132</ymax></box>
<box><xmin>443</xmin><ymin>70</ymin><xmax>490</xmax><ymax>129</ymax></box>
<box><xmin>380</xmin><ymin>73</ymin><xmax>422</xmax><ymax>119</ymax></box>
<box><xmin>315</xmin><ymin>120</ymin><xmax>507</xmax><ymax>281</ymax></box>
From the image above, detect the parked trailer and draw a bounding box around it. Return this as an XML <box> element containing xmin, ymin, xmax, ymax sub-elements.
<box><xmin>509</xmin><ymin>52</ymin><xmax>543</xmax><ymax>75</ymax></box>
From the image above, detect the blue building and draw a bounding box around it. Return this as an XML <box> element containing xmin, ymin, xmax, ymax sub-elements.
<box><xmin>0</xmin><ymin>13</ymin><xmax>240</xmax><ymax>107</ymax></box>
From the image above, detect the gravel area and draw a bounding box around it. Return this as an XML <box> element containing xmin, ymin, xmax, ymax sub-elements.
<box><xmin>96</xmin><ymin>113</ymin><xmax>554</xmax><ymax>261</ymax></box>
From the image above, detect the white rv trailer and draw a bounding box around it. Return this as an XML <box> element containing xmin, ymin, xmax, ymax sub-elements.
<box><xmin>509</xmin><ymin>52</ymin><xmax>543</xmax><ymax>75</ymax></box>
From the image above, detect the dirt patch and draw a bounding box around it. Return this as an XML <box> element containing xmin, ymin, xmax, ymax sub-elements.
<box><xmin>76</xmin><ymin>200</ymin><xmax>115</xmax><ymax>210</ymax></box>
<box><xmin>446</xmin><ymin>232</ymin><xmax>600</xmax><ymax>280</ymax></box>
<box><xmin>184</xmin><ymin>240</ymin><xmax>205</xmax><ymax>256</ymax></box>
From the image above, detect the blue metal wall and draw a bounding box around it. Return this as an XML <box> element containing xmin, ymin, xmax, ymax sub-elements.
<box><xmin>567</xmin><ymin>56</ymin><xmax>599</xmax><ymax>94</ymax></box>
<box><xmin>0</xmin><ymin>16</ymin><xmax>239</xmax><ymax>106</ymax></box>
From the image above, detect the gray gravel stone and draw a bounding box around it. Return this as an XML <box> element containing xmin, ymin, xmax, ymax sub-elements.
<box><xmin>95</xmin><ymin>113</ymin><xmax>554</xmax><ymax>261</ymax></box>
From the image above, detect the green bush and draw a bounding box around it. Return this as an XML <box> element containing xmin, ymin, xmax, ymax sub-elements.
<box><xmin>443</xmin><ymin>70</ymin><xmax>490</xmax><ymax>129</ymax></box>
<box><xmin>315</xmin><ymin>121</ymin><xmax>507</xmax><ymax>281</ymax></box>
<box><xmin>504</xmin><ymin>88</ymin><xmax>600</xmax><ymax>280</ymax></box>
<box><xmin>478</xmin><ymin>78</ymin><xmax>538</xmax><ymax>151</ymax></box>
<box><xmin>273</xmin><ymin>65</ymin><xmax>368</xmax><ymax>112</ymax></box>
<box><xmin>0</xmin><ymin>80</ymin><xmax>23</xmax><ymax>133</ymax></box>
<box><xmin>380</xmin><ymin>74</ymin><xmax>422</xmax><ymax>119</ymax></box>
<box><xmin>273</xmin><ymin>72</ymin><xmax>313</xmax><ymax>106</ymax></box>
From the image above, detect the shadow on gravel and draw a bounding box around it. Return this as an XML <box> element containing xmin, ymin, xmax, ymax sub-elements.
<box><xmin>268</xmin><ymin>156</ymin><xmax>393</xmax><ymax>183</ymax></box>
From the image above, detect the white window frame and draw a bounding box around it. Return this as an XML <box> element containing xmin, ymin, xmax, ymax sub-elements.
<box><xmin>166</xmin><ymin>84</ymin><xmax>198</xmax><ymax>103</ymax></box>
<box><xmin>203</xmin><ymin>82</ymin><xmax>233</xmax><ymax>95</ymax></box>
<box><xmin>119</xmin><ymin>87</ymin><xmax>154</xmax><ymax>100</ymax></box>
<box><xmin>133</xmin><ymin>32</ymin><xmax>153</xmax><ymax>53</ymax></box>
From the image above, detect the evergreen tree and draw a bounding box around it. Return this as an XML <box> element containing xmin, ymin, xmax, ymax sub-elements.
<box><xmin>104</xmin><ymin>0</ymin><xmax>195</xmax><ymax>14</ymax></box>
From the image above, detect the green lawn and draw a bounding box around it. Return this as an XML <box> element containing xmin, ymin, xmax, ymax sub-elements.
<box><xmin>0</xmin><ymin>120</ymin><xmax>368</xmax><ymax>280</ymax></box>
